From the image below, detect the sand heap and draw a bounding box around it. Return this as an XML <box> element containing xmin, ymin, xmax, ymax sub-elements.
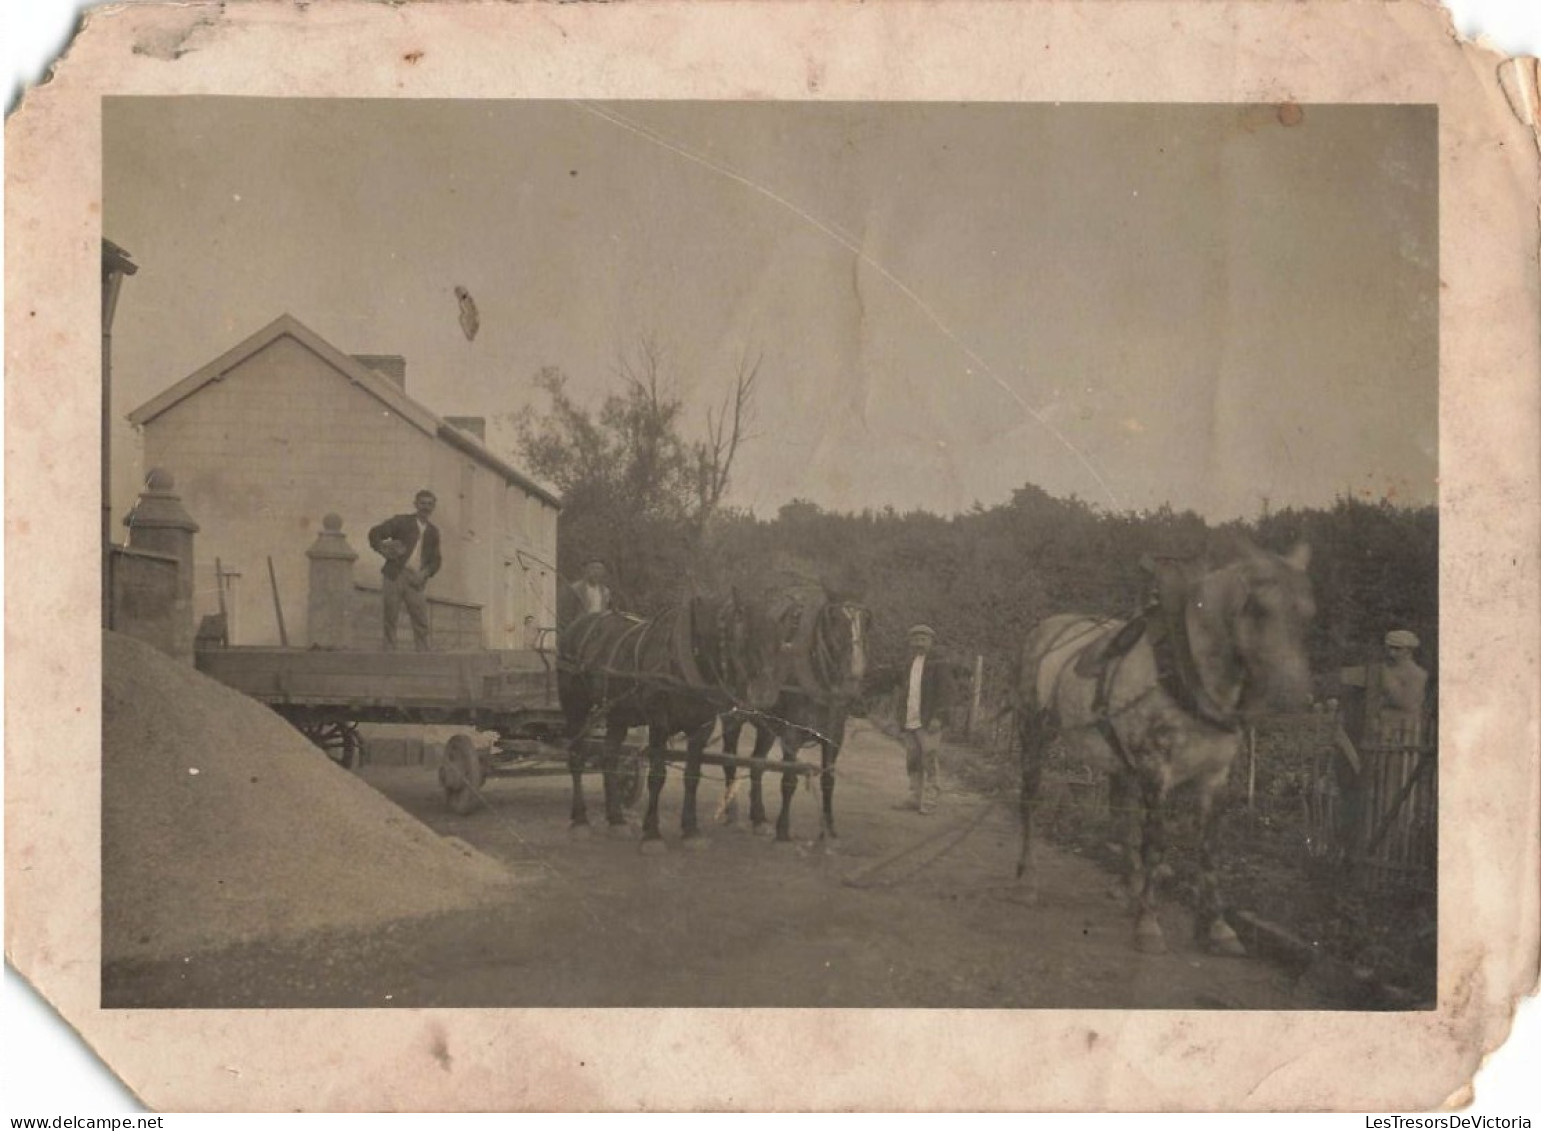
<box><xmin>103</xmin><ymin>631</ymin><xmax>516</xmax><ymax>964</ymax></box>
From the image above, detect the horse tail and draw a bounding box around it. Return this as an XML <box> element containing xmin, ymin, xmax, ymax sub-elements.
<box><xmin>1012</xmin><ymin>621</ymin><xmax>1065</xmax><ymax>887</ymax></box>
<box><xmin>1014</xmin><ymin>703</ymin><xmax>1054</xmax><ymax>879</ymax></box>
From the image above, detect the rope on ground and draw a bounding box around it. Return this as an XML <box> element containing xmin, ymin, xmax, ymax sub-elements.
<box><xmin>840</xmin><ymin>799</ymin><xmax>1002</xmax><ymax>890</ymax></box>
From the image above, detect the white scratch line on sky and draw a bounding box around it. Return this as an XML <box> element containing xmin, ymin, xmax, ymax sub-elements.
<box><xmin>570</xmin><ymin>100</ymin><xmax>1123</xmax><ymax>512</ymax></box>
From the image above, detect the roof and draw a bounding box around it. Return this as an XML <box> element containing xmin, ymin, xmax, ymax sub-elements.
<box><xmin>126</xmin><ymin>313</ymin><xmax>562</xmax><ymax>509</ymax></box>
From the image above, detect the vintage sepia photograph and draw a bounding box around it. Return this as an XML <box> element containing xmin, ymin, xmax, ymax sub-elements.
<box><xmin>95</xmin><ymin>96</ymin><xmax>1440</xmax><ymax>1012</ymax></box>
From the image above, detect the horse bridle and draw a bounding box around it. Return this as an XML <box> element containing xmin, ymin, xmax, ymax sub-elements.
<box><xmin>794</xmin><ymin>601</ymin><xmax>868</xmax><ymax>704</ymax></box>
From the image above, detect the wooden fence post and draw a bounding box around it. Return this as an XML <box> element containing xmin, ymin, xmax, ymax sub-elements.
<box><xmin>968</xmin><ymin>654</ymin><xmax>984</xmax><ymax>740</ymax></box>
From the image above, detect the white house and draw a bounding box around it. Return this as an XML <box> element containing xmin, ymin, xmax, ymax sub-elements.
<box><xmin>127</xmin><ymin>313</ymin><xmax>561</xmax><ymax>649</ymax></box>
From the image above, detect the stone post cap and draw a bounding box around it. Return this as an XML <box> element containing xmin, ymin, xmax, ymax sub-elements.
<box><xmin>306</xmin><ymin>512</ymin><xmax>358</xmax><ymax>561</ymax></box>
<box><xmin>123</xmin><ymin>468</ymin><xmax>199</xmax><ymax>532</ymax></box>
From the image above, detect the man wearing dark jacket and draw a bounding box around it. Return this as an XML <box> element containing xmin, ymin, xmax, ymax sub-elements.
<box><xmin>893</xmin><ymin>623</ymin><xmax>952</xmax><ymax>814</ymax></box>
<box><xmin>368</xmin><ymin>490</ymin><xmax>442</xmax><ymax>651</ymax></box>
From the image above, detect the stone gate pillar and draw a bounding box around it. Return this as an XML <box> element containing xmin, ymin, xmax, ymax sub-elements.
<box><xmin>306</xmin><ymin>513</ymin><xmax>359</xmax><ymax>648</ymax></box>
<box><xmin>123</xmin><ymin>468</ymin><xmax>199</xmax><ymax>661</ymax></box>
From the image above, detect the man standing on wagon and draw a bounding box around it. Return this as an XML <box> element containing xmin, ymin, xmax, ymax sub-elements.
<box><xmin>893</xmin><ymin>623</ymin><xmax>952</xmax><ymax>815</ymax></box>
<box><xmin>368</xmin><ymin>489</ymin><xmax>442</xmax><ymax>652</ymax></box>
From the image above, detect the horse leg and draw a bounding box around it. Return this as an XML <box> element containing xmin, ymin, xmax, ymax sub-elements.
<box><xmin>1195</xmin><ymin>776</ymin><xmax>1246</xmax><ymax>956</ymax></box>
<box><xmin>601</xmin><ymin>725</ymin><xmax>629</xmax><ymax>836</ymax></box>
<box><xmin>1014</xmin><ymin>708</ymin><xmax>1050</xmax><ymax>905</ymax></box>
<box><xmin>749</xmin><ymin>725</ymin><xmax>776</xmax><ymax>837</ymax></box>
<box><xmin>639</xmin><ymin>724</ymin><xmax>669</xmax><ymax>854</ymax></box>
<box><xmin>1107</xmin><ymin>773</ymin><xmax>1142</xmax><ymax>905</ymax></box>
<box><xmin>716</xmin><ymin>715</ymin><xmax>742</xmax><ymax>826</ymax></box>
<box><xmin>774</xmin><ymin>731</ymin><xmax>800</xmax><ymax>843</ymax></box>
<box><xmin>818</xmin><ymin>731</ymin><xmax>840</xmax><ymax>841</ymax></box>
<box><xmin>567</xmin><ymin>714</ymin><xmax>593</xmax><ymax>836</ymax></box>
<box><xmin>1132</xmin><ymin>778</ymin><xmax>1170</xmax><ymax>954</ymax></box>
<box><xmin>680</xmin><ymin>721</ymin><xmax>712</xmax><ymax>849</ymax></box>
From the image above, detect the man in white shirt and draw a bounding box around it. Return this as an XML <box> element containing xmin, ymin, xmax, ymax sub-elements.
<box><xmin>578</xmin><ymin>559</ymin><xmax>612</xmax><ymax>615</ymax></box>
<box><xmin>893</xmin><ymin>624</ymin><xmax>950</xmax><ymax>814</ymax></box>
<box><xmin>367</xmin><ymin>490</ymin><xmax>441</xmax><ymax>651</ymax></box>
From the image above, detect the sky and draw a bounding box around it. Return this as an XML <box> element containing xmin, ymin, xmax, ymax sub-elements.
<box><xmin>103</xmin><ymin>98</ymin><xmax>1437</xmax><ymax>522</ymax></box>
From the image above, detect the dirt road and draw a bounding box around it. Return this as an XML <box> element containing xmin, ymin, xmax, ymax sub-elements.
<box><xmin>104</xmin><ymin>721</ymin><xmax>1332</xmax><ymax>1009</ymax></box>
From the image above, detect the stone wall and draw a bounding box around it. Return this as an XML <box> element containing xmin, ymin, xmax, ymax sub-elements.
<box><xmin>107</xmin><ymin>546</ymin><xmax>181</xmax><ymax>657</ymax></box>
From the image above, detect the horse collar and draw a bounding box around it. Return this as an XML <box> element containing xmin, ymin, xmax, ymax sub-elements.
<box><xmin>1153</xmin><ymin>602</ymin><xmax>1242</xmax><ymax>733</ymax></box>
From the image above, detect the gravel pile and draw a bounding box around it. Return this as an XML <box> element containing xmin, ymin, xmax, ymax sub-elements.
<box><xmin>103</xmin><ymin>631</ymin><xmax>517</xmax><ymax>964</ymax></box>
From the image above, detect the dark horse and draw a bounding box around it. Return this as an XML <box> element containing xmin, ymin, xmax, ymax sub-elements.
<box><xmin>715</xmin><ymin>597</ymin><xmax>871</xmax><ymax>842</ymax></box>
<box><xmin>558</xmin><ymin>594</ymin><xmax>790</xmax><ymax>851</ymax></box>
<box><xmin>1012</xmin><ymin>539</ymin><xmax>1315</xmax><ymax>954</ymax></box>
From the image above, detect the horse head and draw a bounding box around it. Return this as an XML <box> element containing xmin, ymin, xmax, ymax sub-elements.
<box><xmin>1183</xmin><ymin>539</ymin><xmax>1316</xmax><ymax>720</ymax></box>
<box><xmin>721</xmin><ymin>589</ymin><xmax>793</xmax><ymax>711</ymax></box>
<box><xmin>832</xmin><ymin>602</ymin><xmax>870</xmax><ymax>699</ymax></box>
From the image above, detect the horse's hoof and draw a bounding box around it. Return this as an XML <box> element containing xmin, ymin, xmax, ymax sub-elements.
<box><xmin>1206</xmin><ymin>922</ymin><xmax>1247</xmax><ymax>957</ymax></box>
<box><xmin>751</xmin><ymin>823</ymin><xmax>774</xmax><ymax>838</ymax></box>
<box><xmin>606</xmin><ymin>822</ymin><xmax>632</xmax><ymax>840</ymax></box>
<box><xmin>568</xmin><ymin>822</ymin><xmax>593</xmax><ymax>839</ymax></box>
<box><xmin>639</xmin><ymin>837</ymin><xmax>668</xmax><ymax>856</ymax></box>
<box><xmin>680</xmin><ymin>834</ymin><xmax>710</xmax><ymax>852</ymax></box>
<box><xmin>771</xmin><ymin>834</ymin><xmax>795</xmax><ymax>847</ymax></box>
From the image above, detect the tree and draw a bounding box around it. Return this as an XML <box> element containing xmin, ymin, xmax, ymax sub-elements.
<box><xmin>693</xmin><ymin>347</ymin><xmax>760</xmax><ymax>534</ymax></box>
<box><xmin>508</xmin><ymin>339</ymin><xmax>760</xmax><ymax>612</ymax></box>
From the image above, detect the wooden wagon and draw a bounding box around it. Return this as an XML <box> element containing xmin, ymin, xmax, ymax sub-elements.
<box><xmin>195</xmin><ymin>645</ymin><xmax>824</xmax><ymax>815</ymax></box>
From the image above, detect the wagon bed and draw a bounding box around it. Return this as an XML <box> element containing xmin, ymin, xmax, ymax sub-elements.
<box><xmin>195</xmin><ymin>644</ymin><xmax>824</xmax><ymax>815</ymax></box>
<box><xmin>195</xmin><ymin>646</ymin><xmax>558</xmax><ymax>725</ymax></box>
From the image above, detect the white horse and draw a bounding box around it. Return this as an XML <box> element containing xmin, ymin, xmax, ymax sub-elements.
<box><xmin>1012</xmin><ymin>540</ymin><xmax>1315</xmax><ymax>955</ymax></box>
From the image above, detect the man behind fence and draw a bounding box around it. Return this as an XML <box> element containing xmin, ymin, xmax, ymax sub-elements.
<box><xmin>1377</xmin><ymin>629</ymin><xmax>1429</xmax><ymax>743</ymax></box>
<box><xmin>1333</xmin><ymin>627</ymin><xmax>1431</xmax><ymax>856</ymax></box>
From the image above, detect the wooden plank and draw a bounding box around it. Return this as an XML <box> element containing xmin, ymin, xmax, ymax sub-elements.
<box><xmin>524</xmin><ymin>739</ymin><xmax>821</xmax><ymax>776</ymax></box>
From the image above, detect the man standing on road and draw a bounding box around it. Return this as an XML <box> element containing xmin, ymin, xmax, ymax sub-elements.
<box><xmin>893</xmin><ymin>623</ymin><xmax>951</xmax><ymax>815</ymax></box>
<box><xmin>368</xmin><ymin>489</ymin><xmax>441</xmax><ymax>652</ymax></box>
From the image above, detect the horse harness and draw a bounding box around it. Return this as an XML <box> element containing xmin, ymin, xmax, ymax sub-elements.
<box><xmin>561</xmin><ymin>601</ymin><xmax>746</xmax><ymax>708</ymax></box>
<box><xmin>1044</xmin><ymin>597</ymin><xmax>1244</xmax><ymax>775</ymax></box>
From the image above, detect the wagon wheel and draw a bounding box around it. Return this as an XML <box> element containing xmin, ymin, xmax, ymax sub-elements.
<box><xmin>297</xmin><ymin>720</ymin><xmax>360</xmax><ymax>769</ymax></box>
<box><xmin>614</xmin><ymin>748</ymin><xmax>644</xmax><ymax>810</ymax></box>
<box><xmin>439</xmin><ymin>733</ymin><xmax>486</xmax><ymax>816</ymax></box>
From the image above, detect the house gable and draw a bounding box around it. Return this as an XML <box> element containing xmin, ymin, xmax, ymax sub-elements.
<box><xmin>128</xmin><ymin>313</ymin><xmax>562</xmax><ymax>510</ymax></box>
<box><xmin>128</xmin><ymin>314</ymin><xmax>439</xmax><ymax>438</ymax></box>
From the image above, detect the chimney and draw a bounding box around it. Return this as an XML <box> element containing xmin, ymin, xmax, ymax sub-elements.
<box><xmin>351</xmin><ymin>354</ymin><xmax>406</xmax><ymax>389</ymax></box>
<box><xmin>445</xmin><ymin>416</ymin><xmax>486</xmax><ymax>441</ymax></box>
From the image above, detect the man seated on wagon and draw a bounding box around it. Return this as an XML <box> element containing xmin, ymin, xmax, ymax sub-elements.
<box><xmin>557</xmin><ymin>558</ymin><xmax>628</xmax><ymax>631</ymax></box>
